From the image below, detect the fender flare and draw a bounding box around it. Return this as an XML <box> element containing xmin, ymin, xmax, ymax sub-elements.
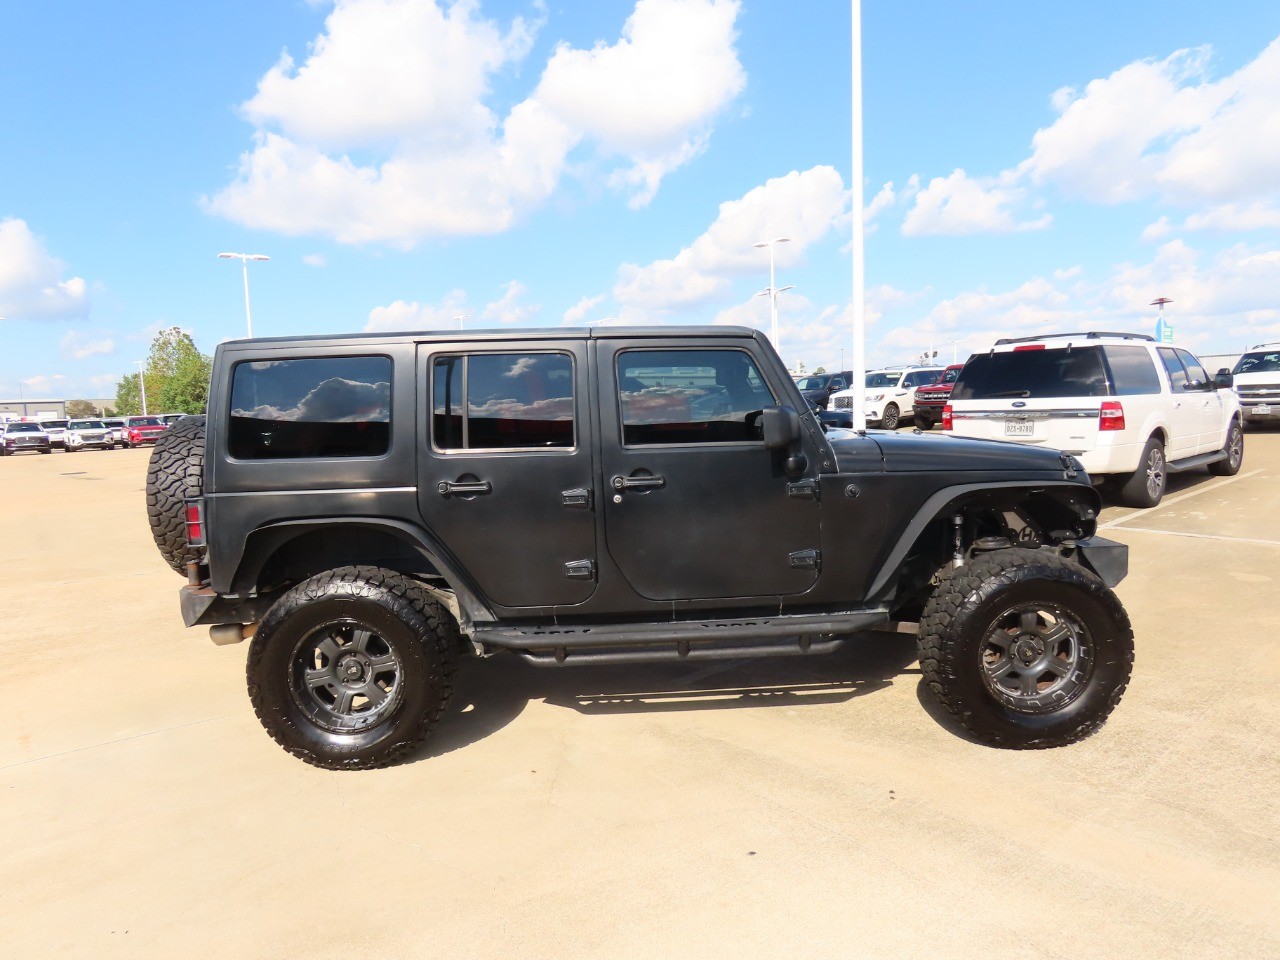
<box><xmin>864</xmin><ymin>479</ymin><xmax>1101</xmax><ymax>600</ymax></box>
<box><xmin>232</xmin><ymin>516</ymin><xmax>494</xmax><ymax>631</ymax></box>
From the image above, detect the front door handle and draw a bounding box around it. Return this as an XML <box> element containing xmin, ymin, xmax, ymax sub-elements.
<box><xmin>437</xmin><ymin>479</ymin><xmax>492</xmax><ymax>497</ymax></box>
<box><xmin>611</xmin><ymin>474</ymin><xmax>665</xmax><ymax>491</ymax></box>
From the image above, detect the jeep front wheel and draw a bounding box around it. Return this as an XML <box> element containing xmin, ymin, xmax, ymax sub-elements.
<box><xmin>247</xmin><ymin>566</ymin><xmax>457</xmax><ymax>770</ymax></box>
<box><xmin>917</xmin><ymin>549</ymin><xmax>1133</xmax><ymax>748</ymax></box>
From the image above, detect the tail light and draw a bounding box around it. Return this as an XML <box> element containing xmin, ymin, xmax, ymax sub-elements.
<box><xmin>185</xmin><ymin>499</ymin><xmax>206</xmax><ymax>547</ymax></box>
<box><xmin>942</xmin><ymin>404</ymin><xmax>953</xmax><ymax>430</ymax></box>
<box><xmin>1013</xmin><ymin>344</ymin><xmax>1046</xmax><ymax>351</ymax></box>
<box><xmin>1099</xmin><ymin>400</ymin><xmax>1126</xmax><ymax>431</ymax></box>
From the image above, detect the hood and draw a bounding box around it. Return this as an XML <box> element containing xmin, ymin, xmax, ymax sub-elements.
<box><xmin>826</xmin><ymin>428</ymin><xmax>1080</xmax><ymax>477</ymax></box>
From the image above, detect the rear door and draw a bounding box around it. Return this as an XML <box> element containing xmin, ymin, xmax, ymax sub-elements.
<box><xmin>416</xmin><ymin>342</ymin><xmax>597</xmax><ymax>610</ymax></box>
<box><xmin>596</xmin><ymin>340</ymin><xmax>821</xmax><ymax>602</ymax></box>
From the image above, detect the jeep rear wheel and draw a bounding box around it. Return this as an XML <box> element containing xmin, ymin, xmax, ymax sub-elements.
<box><xmin>247</xmin><ymin>567</ymin><xmax>457</xmax><ymax>770</ymax></box>
<box><xmin>145</xmin><ymin>416</ymin><xmax>205</xmax><ymax>574</ymax></box>
<box><xmin>917</xmin><ymin>549</ymin><xmax>1133</xmax><ymax>748</ymax></box>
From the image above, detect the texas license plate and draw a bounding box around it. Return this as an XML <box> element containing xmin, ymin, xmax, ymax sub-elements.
<box><xmin>1005</xmin><ymin>420</ymin><xmax>1034</xmax><ymax>436</ymax></box>
<box><xmin>1253</xmin><ymin>404</ymin><xmax>1272</xmax><ymax>415</ymax></box>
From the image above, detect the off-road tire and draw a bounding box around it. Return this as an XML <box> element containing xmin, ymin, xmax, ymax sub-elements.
<box><xmin>146</xmin><ymin>416</ymin><xmax>205</xmax><ymax>574</ymax></box>
<box><xmin>916</xmin><ymin>414</ymin><xmax>934</xmax><ymax>430</ymax></box>
<box><xmin>880</xmin><ymin>403</ymin><xmax>901</xmax><ymax>430</ymax></box>
<box><xmin>918</xmin><ymin>548</ymin><xmax>1133</xmax><ymax>748</ymax></box>
<box><xmin>1208</xmin><ymin>418</ymin><xmax>1244</xmax><ymax>476</ymax></box>
<box><xmin>1119</xmin><ymin>435</ymin><xmax>1165</xmax><ymax>508</ymax></box>
<box><xmin>247</xmin><ymin>566</ymin><xmax>458</xmax><ymax>770</ymax></box>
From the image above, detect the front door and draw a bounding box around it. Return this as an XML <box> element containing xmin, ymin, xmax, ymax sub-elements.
<box><xmin>597</xmin><ymin>341</ymin><xmax>822</xmax><ymax>602</ymax></box>
<box><xmin>1175</xmin><ymin>348</ymin><xmax>1224</xmax><ymax>453</ymax></box>
<box><xmin>416</xmin><ymin>343</ymin><xmax>597</xmax><ymax>610</ymax></box>
<box><xmin>1156</xmin><ymin>347</ymin><xmax>1201</xmax><ymax>460</ymax></box>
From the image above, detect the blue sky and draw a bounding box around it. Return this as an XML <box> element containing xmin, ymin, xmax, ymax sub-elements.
<box><xmin>3</xmin><ymin>0</ymin><xmax>1280</xmax><ymax>401</ymax></box>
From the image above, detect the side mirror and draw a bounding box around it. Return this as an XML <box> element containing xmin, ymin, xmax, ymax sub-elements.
<box><xmin>1215</xmin><ymin>369</ymin><xmax>1234</xmax><ymax>389</ymax></box>
<box><xmin>762</xmin><ymin>405</ymin><xmax>801</xmax><ymax>449</ymax></box>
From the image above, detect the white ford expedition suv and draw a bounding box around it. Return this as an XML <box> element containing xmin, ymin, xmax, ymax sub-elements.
<box><xmin>944</xmin><ymin>332</ymin><xmax>1243</xmax><ymax>507</ymax></box>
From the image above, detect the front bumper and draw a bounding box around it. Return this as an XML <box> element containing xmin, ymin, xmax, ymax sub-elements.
<box><xmin>1075</xmin><ymin>536</ymin><xmax>1129</xmax><ymax>587</ymax></box>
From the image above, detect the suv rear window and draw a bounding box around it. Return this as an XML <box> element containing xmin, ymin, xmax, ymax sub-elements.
<box><xmin>229</xmin><ymin>356</ymin><xmax>392</xmax><ymax>459</ymax></box>
<box><xmin>951</xmin><ymin>347</ymin><xmax>1109</xmax><ymax>400</ymax></box>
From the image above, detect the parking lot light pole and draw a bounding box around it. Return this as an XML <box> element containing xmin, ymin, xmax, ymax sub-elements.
<box><xmin>134</xmin><ymin>360</ymin><xmax>148</xmax><ymax>416</ymax></box>
<box><xmin>945</xmin><ymin>339</ymin><xmax>966</xmax><ymax>363</ymax></box>
<box><xmin>218</xmin><ymin>252</ymin><xmax>270</xmax><ymax>338</ymax></box>
<box><xmin>753</xmin><ymin>238</ymin><xmax>792</xmax><ymax>350</ymax></box>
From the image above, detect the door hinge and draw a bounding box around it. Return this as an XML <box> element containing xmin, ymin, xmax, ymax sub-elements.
<box><xmin>562</xmin><ymin>488</ymin><xmax>592</xmax><ymax>509</ymax></box>
<box><xmin>564</xmin><ymin>559</ymin><xmax>597</xmax><ymax>581</ymax></box>
<box><xmin>788</xmin><ymin>549</ymin><xmax>821</xmax><ymax>571</ymax></box>
<box><xmin>787</xmin><ymin>479</ymin><xmax>820</xmax><ymax>500</ymax></box>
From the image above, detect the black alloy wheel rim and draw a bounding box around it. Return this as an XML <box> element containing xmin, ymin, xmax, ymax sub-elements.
<box><xmin>289</xmin><ymin>619</ymin><xmax>404</xmax><ymax>732</ymax></box>
<box><xmin>979</xmin><ymin>602</ymin><xmax>1094</xmax><ymax>714</ymax></box>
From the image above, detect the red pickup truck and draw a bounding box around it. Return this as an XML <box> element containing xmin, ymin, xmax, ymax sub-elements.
<box><xmin>913</xmin><ymin>363</ymin><xmax>964</xmax><ymax>429</ymax></box>
<box><xmin>123</xmin><ymin>416</ymin><xmax>168</xmax><ymax>447</ymax></box>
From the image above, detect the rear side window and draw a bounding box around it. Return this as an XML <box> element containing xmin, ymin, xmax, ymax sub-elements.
<box><xmin>1102</xmin><ymin>346</ymin><xmax>1162</xmax><ymax>396</ymax></box>
<box><xmin>951</xmin><ymin>347</ymin><xmax>1109</xmax><ymax>401</ymax></box>
<box><xmin>229</xmin><ymin>356</ymin><xmax>391</xmax><ymax>459</ymax></box>
<box><xmin>432</xmin><ymin>352</ymin><xmax>574</xmax><ymax>451</ymax></box>
<box><xmin>617</xmin><ymin>349</ymin><xmax>775</xmax><ymax>445</ymax></box>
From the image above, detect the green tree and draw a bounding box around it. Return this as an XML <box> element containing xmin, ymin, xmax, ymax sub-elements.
<box><xmin>65</xmin><ymin>399</ymin><xmax>97</xmax><ymax>418</ymax></box>
<box><xmin>114</xmin><ymin>373</ymin><xmax>142</xmax><ymax>416</ymax></box>
<box><xmin>813</xmin><ymin>366</ymin><xmax>826</xmax><ymax>374</ymax></box>
<box><xmin>112</xmin><ymin>327</ymin><xmax>212</xmax><ymax>416</ymax></box>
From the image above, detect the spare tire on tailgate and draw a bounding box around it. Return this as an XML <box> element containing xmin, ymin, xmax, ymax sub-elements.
<box><xmin>147</xmin><ymin>415</ymin><xmax>206</xmax><ymax>575</ymax></box>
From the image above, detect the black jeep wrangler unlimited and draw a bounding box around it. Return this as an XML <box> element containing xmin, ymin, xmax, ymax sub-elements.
<box><xmin>148</xmin><ymin>326</ymin><xmax>1133</xmax><ymax>769</ymax></box>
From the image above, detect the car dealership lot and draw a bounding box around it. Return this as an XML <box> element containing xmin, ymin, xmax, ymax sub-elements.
<box><xmin>2</xmin><ymin>438</ymin><xmax>1278</xmax><ymax>959</ymax></box>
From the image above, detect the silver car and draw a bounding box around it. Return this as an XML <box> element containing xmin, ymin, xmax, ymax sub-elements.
<box><xmin>40</xmin><ymin>418</ymin><xmax>70</xmax><ymax>448</ymax></box>
<box><xmin>65</xmin><ymin>419</ymin><xmax>114</xmax><ymax>452</ymax></box>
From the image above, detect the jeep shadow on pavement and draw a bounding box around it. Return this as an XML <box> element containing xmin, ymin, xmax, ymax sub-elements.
<box><xmin>148</xmin><ymin>325</ymin><xmax>1135</xmax><ymax>769</ymax></box>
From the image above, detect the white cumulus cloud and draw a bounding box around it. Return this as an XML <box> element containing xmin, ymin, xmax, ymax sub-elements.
<box><xmin>206</xmin><ymin>0</ymin><xmax>745</xmax><ymax>244</ymax></box>
<box><xmin>0</xmin><ymin>218</ymin><xmax>91</xmax><ymax>320</ymax></box>
<box><xmin>60</xmin><ymin>330</ymin><xmax>115</xmax><ymax>360</ymax></box>
<box><xmin>901</xmin><ymin>169</ymin><xmax>1051</xmax><ymax>236</ymax></box>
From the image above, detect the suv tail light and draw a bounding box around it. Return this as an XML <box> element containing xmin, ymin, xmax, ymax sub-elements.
<box><xmin>942</xmin><ymin>404</ymin><xmax>953</xmax><ymax>431</ymax></box>
<box><xmin>185</xmin><ymin>498</ymin><xmax>206</xmax><ymax>547</ymax></box>
<box><xmin>1099</xmin><ymin>400</ymin><xmax>1126</xmax><ymax>431</ymax></box>
<box><xmin>1013</xmin><ymin>344</ymin><xmax>1046</xmax><ymax>351</ymax></box>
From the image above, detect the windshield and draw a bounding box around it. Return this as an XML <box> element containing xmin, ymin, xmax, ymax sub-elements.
<box><xmin>1233</xmin><ymin>351</ymin><xmax>1280</xmax><ymax>375</ymax></box>
<box><xmin>42</xmin><ymin>420</ymin><xmax>68</xmax><ymax>429</ymax></box>
<box><xmin>129</xmin><ymin>417</ymin><xmax>163</xmax><ymax>427</ymax></box>
<box><xmin>865</xmin><ymin>372</ymin><xmax>901</xmax><ymax>388</ymax></box>
<box><xmin>794</xmin><ymin>376</ymin><xmax>830</xmax><ymax>390</ymax></box>
<box><xmin>941</xmin><ymin>367</ymin><xmax>961</xmax><ymax>384</ymax></box>
<box><xmin>70</xmin><ymin>420</ymin><xmax>105</xmax><ymax>430</ymax></box>
<box><xmin>7</xmin><ymin>423</ymin><xmax>42</xmax><ymax>433</ymax></box>
<box><xmin>951</xmin><ymin>347</ymin><xmax>1109</xmax><ymax>400</ymax></box>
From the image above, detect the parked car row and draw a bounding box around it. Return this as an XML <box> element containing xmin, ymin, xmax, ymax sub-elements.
<box><xmin>0</xmin><ymin>414</ymin><xmax>186</xmax><ymax>455</ymax></box>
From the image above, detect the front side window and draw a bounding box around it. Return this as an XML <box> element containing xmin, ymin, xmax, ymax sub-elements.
<box><xmin>1157</xmin><ymin>347</ymin><xmax>1188</xmax><ymax>391</ymax></box>
<box><xmin>617</xmin><ymin>349</ymin><xmax>775</xmax><ymax>445</ymax></box>
<box><xmin>432</xmin><ymin>352</ymin><xmax>574</xmax><ymax>451</ymax></box>
<box><xmin>1175</xmin><ymin>349</ymin><xmax>1210</xmax><ymax>386</ymax></box>
<box><xmin>229</xmin><ymin>355</ymin><xmax>391</xmax><ymax>459</ymax></box>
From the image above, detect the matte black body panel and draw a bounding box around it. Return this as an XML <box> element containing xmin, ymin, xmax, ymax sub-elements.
<box><xmin>197</xmin><ymin>325</ymin><xmax>1114</xmax><ymax>635</ymax></box>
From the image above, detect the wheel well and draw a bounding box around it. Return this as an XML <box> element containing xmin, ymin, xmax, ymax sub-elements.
<box><xmin>883</xmin><ymin>486</ymin><xmax>1099</xmax><ymax>618</ymax></box>
<box><xmin>252</xmin><ymin>527</ymin><xmax>444</xmax><ymax>594</ymax></box>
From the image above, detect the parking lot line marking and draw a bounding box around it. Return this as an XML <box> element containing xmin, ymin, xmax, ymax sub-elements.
<box><xmin>1099</xmin><ymin>468</ymin><xmax>1264</xmax><ymax>529</ymax></box>
<box><xmin>1110</xmin><ymin>526</ymin><xmax>1280</xmax><ymax>548</ymax></box>
<box><xmin>1</xmin><ymin>716</ymin><xmax>228</xmax><ymax>770</ymax></box>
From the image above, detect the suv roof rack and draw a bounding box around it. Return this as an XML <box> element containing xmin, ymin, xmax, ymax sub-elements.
<box><xmin>994</xmin><ymin>331</ymin><xmax>1155</xmax><ymax>345</ymax></box>
<box><xmin>1249</xmin><ymin>341</ymin><xmax>1280</xmax><ymax>350</ymax></box>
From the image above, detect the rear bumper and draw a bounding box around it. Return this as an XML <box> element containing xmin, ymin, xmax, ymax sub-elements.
<box><xmin>180</xmin><ymin>583</ymin><xmax>277</xmax><ymax>627</ymax></box>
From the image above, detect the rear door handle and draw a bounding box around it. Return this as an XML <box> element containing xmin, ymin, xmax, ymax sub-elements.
<box><xmin>437</xmin><ymin>480</ymin><xmax>492</xmax><ymax>497</ymax></box>
<box><xmin>611</xmin><ymin>474</ymin><xmax>665</xmax><ymax>491</ymax></box>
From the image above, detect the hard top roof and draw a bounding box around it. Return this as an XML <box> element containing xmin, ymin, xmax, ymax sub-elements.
<box><xmin>217</xmin><ymin>325</ymin><xmax>763</xmax><ymax>350</ymax></box>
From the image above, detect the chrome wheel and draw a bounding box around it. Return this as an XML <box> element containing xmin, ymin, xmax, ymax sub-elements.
<box><xmin>1144</xmin><ymin>445</ymin><xmax>1165</xmax><ymax>501</ymax></box>
<box><xmin>979</xmin><ymin>602</ymin><xmax>1094</xmax><ymax>714</ymax></box>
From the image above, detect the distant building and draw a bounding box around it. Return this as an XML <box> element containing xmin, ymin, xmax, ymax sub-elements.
<box><xmin>0</xmin><ymin>399</ymin><xmax>67</xmax><ymax>421</ymax></box>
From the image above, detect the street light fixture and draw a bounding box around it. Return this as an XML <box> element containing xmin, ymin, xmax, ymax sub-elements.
<box><xmin>218</xmin><ymin>252</ymin><xmax>270</xmax><ymax>337</ymax></box>
<box><xmin>451</xmin><ymin>314</ymin><xmax>469</xmax><ymax>330</ymax></box>
<box><xmin>753</xmin><ymin>237</ymin><xmax>792</xmax><ymax>351</ymax></box>
<box><xmin>756</xmin><ymin>283</ymin><xmax>795</xmax><ymax>360</ymax></box>
<box><xmin>134</xmin><ymin>359</ymin><xmax>148</xmax><ymax>416</ymax></box>
<box><xmin>944</xmin><ymin>339</ymin><xmax>966</xmax><ymax>364</ymax></box>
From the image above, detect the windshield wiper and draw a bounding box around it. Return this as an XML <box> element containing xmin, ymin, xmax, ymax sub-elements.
<box><xmin>986</xmin><ymin>389</ymin><xmax>1032</xmax><ymax>398</ymax></box>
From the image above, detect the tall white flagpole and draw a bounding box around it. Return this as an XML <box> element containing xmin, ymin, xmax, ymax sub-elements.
<box><xmin>850</xmin><ymin>0</ymin><xmax>867</xmax><ymax>431</ymax></box>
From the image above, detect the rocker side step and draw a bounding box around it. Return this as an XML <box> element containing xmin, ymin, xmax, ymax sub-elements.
<box><xmin>473</xmin><ymin>609</ymin><xmax>891</xmax><ymax>666</ymax></box>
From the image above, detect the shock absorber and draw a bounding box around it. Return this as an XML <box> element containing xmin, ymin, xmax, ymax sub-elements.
<box><xmin>952</xmin><ymin>513</ymin><xmax>965</xmax><ymax>568</ymax></box>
